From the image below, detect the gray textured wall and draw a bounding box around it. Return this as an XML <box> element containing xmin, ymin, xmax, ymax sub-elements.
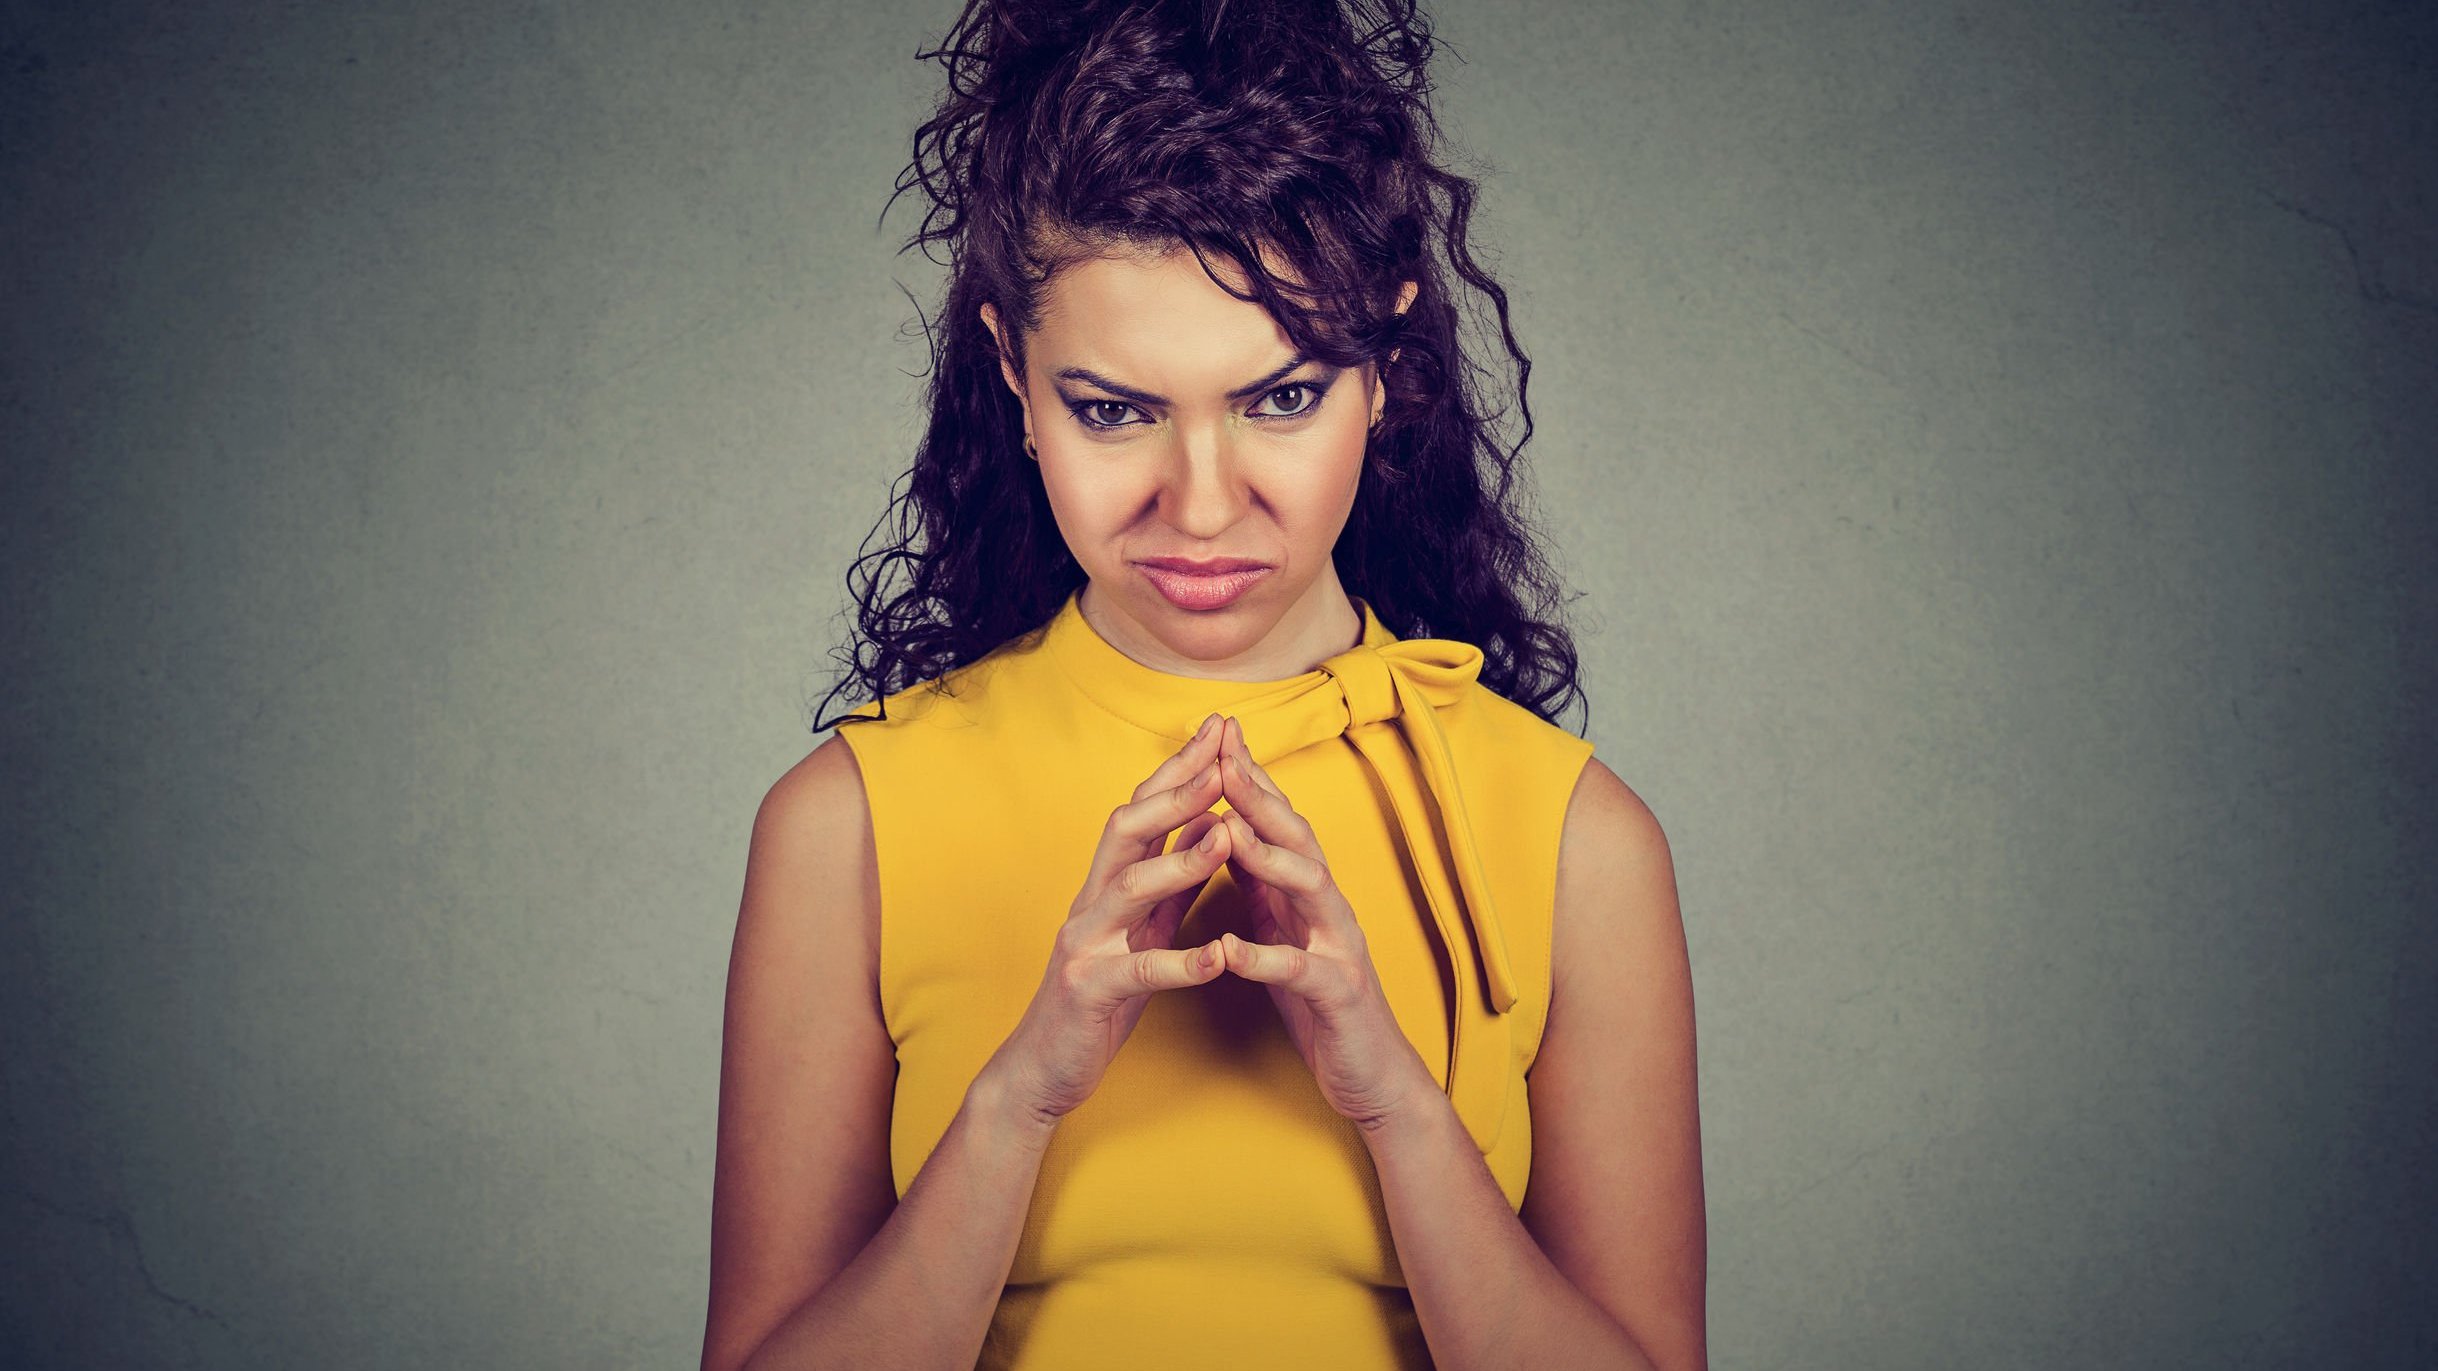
<box><xmin>4</xmin><ymin>0</ymin><xmax>2430</xmax><ymax>1366</ymax></box>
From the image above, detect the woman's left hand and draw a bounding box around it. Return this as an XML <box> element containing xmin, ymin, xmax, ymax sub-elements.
<box><xmin>1210</xmin><ymin>714</ymin><xmax>1441</xmax><ymax>1133</ymax></box>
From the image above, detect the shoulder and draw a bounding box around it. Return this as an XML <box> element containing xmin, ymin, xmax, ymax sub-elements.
<box><xmin>763</xmin><ymin>730</ymin><xmax>867</xmax><ymax>819</ymax></box>
<box><xmin>750</xmin><ymin>735</ymin><xmax>878</xmax><ymax>920</ymax></box>
<box><xmin>1551</xmin><ymin>754</ymin><xmax>1683</xmax><ymax>1001</ymax></box>
<box><xmin>739</xmin><ymin>734</ymin><xmax>885</xmax><ymax>1003</ymax></box>
<box><xmin>1559</xmin><ymin>756</ymin><xmax>1670</xmax><ymax>871</ymax></box>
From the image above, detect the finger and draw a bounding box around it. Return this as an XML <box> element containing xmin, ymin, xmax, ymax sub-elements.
<box><xmin>1132</xmin><ymin>712</ymin><xmax>1228</xmax><ymax>805</ymax></box>
<box><xmin>1081</xmin><ymin>812</ymin><xmax>1234</xmax><ymax>933</ymax></box>
<box><xmin>1163</xmin><ymin>807</ymin><xmax>1225</xmax><ymax>858</ymax></box>
<box><xmin>1141</xmin><ymin>811</ymin><xmax>1228</xmax><ymax>948</ymax></box>
<box><xmin>1219</xmin><ymin>725</ymin><xmax>1322</xmax><ymax>863</ymax></box>
<box><xmin>1219</xmin><ymin>811</ymin><xmax>1312</xmax><ymax>943</ymax></box>
<box><xmin>1094</xmin><ymin>757</ymin><xmax>1216</xmax><ymax>891</ymax></box>
<box><xmin>1219</xmin><ymin>931</ymin><xmax>1354</xmax><ymax>1009</ymax></box>
<box><xmin>1081</xmin><ymin>938</ymin><xmax>1229</xmax><ymax>1007</ymax></box>
<box><xmin>1222</xmin><ymin>811</ymin><xmax>1356</xmax><ymax>938</ymax></box>
<box><xmin>1223</xmin><ymin>716</ymin><xmax>1290</xmax><ymax>802</ymax></box>
<box><xmin>1082</xmin><ymin>731</ymin><xmax>1226</xmax><ymax>894</ymax></box>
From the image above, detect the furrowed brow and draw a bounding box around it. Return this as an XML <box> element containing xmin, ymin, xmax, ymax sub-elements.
<box><xmin>1053</xmin><ymin>353</ymin><xmax>1313</xmax><ymax>407</ymax></box>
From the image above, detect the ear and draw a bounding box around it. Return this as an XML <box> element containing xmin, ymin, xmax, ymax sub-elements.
<box><xmin>1372</xmin><ymin>280</ymin><xmax>1418</xmax><ymax>427</ymax></box>
<box><xmin>978</xmin><ymin>303</ymin><xmax>1029</xmax><ymax>411</ymax></box>
<box><xmin>1390</xmin><ymin>278</ymin><xmax>1417</xmax><ymax>363</ymax></box>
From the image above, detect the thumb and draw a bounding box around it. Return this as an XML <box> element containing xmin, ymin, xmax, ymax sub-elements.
<box><xmin>1220</xmin><ymin>932</ymin><xmax>1317</xmax><ymax>996</ymax></box>
<box><xmin>1107</xmin><ymin>938</ymin><xmax>1229</xmax><ymax>1002</ymax></box>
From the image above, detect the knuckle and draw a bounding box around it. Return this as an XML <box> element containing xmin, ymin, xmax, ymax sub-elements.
<box><xmin>1052</xmin><ymin>919</ymin><xmax>1087</xmax><ymax>958</ymax></box>
<box><xmin>1311</xmin><ymin>961</ymin><xmax>1347</xmax><ymax>1004</ymax></box>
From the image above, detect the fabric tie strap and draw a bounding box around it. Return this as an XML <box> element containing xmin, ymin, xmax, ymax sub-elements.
<box><xmin>1225</xmin><ymin>636</ymin><xmax>1518</xmax><ymax>1155</ymax></box>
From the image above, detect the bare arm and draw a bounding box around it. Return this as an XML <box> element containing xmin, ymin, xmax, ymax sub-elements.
<box><xmin>735</xmin><ymin>1074</ymin><xmax>1056</xmax><ymax>1370</ymax></box>
<box><xmin>1516</xmin><ymin>757</ymin><xmax>1706</xmax><ymax>1366</ymax></box>
<box><xmin>1360</xmin><ymin>757</ymin><xmax>1706</xmax><ymax>1370</ymax></box>
<box><xmin>701</xmin><ymin>735</ymin><xmax>1058</xmax><ymax>1371</ymax></box>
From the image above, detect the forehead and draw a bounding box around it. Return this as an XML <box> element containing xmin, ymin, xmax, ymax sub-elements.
<box><xmin>1031</xmin><ymin>248</ymin><xmax>1299</xmax><ymax>385</ymax></box>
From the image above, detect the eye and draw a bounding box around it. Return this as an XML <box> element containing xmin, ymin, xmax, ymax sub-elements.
<box><xmin>1253</xmin><ymin>382</ymin><xmax>1327</xmax><ymax>420</ymax></box>
<box><xmin>1068</xmin><ymin>399</ymin><xmax>1147</xmax><ymax>431</ymax></box>
<box><xmin>1062</xmin><ymin>379</ymin><xmax>1331</xmax><ymax>434</ymax></box>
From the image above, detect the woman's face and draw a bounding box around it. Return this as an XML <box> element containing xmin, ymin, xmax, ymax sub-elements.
<box><xmin>981</xmin><ymin>246</ymin><xmax>1413</xmax><ymax>677</ymax></box>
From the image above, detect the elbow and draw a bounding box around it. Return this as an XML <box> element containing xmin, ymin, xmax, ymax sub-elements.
<box><xmin>1615</xmin><ymin>1315</ymin><xmax>1706</xmax><ymax>1371</ymax></box>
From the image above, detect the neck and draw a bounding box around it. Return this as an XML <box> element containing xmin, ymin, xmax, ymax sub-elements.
<box><xmin>1078</xmin><ymin>570</ymin><xmax>1364</xmax><ymax>682</ymax></box>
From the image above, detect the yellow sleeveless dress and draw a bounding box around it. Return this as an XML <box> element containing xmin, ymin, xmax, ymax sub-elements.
<box><xmin>835</xmin><ymin>586</ymin><xmax>1595</xmax><ymax>1369</ymax></box>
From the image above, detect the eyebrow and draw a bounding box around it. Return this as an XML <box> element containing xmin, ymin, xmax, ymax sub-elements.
<box><xmin>1052</xmin><ymin>353</ymin><xmax>1318</xmax><ymax>407</ymax></box>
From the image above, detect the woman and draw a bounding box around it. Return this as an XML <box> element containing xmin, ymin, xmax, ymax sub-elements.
<box><xmin>702</xmin><ymin>1</ymin><xmax>1704</xmax><ymax>1367</ymax></box>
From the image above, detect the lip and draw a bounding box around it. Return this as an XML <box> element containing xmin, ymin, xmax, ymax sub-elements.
<box><xmin>1136</xmin><ymin>556</ymin><xmax>1272</xmax><ymax>574</ymax></box>
<box><xmin>1135</xmin><ymin>560</ymin><xmax>1273</xmax><ymax>611</ymax></box>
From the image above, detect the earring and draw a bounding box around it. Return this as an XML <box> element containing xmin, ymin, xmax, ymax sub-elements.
<box><xmin>1024</xmin><ymin>437</ymin><xmax>1038</xmax><ymax>461</ymax></box>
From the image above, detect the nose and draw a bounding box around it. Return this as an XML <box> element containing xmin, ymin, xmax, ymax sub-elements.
<box><xmin>1155</xmin><ymin>423</ymin><xmax>1253</xmax><ymax>540</ymax></box>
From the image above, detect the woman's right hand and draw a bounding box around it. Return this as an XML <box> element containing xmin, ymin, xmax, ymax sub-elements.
<box><xmin>984</xmin><ymin>711</ymin><xmax>1237</xmax><ymax>1127</ymax></box>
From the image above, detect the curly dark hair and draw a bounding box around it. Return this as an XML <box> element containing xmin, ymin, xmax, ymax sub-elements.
<box><xmin>810</xmin><ymin>0</ymin><xmax>1587</xmax><ymax>735</ymax></box>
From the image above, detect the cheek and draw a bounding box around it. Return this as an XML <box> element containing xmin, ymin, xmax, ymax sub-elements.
<box><xmin>1253</xmin><ymin>440</ymin><xmax>1368</xmax><ymax>567</ymax></box>
<box><xmin>1034</xmin><ymin>463</ymin><xmax>1137</xmax><ymax>554</ymax></box>
<box><xmin>1297</xmin><ymin>423</ymin><xmax>1369</xmax><ymax>525</ymax></box>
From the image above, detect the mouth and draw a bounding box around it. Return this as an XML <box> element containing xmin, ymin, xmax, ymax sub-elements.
<box><xmin>1134</xmin><ymin>558</ymin><xmax>1273</xmax><ymax>611</ymax></box>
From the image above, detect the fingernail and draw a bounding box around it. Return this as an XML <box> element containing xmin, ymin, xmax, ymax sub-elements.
<box><xmin>1199</xmin><ymin>826</ymin><xmax>1220</xmax><ymax>851</ymax></box>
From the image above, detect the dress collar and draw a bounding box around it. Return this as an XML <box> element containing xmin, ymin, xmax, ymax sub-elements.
<box><xmin>1041</xmin><ymin>585</ymin><xmax>1399</xmax><ymax>743</ymax></box>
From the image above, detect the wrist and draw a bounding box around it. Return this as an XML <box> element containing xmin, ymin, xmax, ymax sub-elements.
<box><xmin>965</xmin><ymin>1066</ymin><xmax>1063</xmax><ymax>1154</ymax></box>
<box><xmin>1354</xmin><ymin>1070</ymin><xmax>1460</xmax><ymax>1153</ymax></box>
